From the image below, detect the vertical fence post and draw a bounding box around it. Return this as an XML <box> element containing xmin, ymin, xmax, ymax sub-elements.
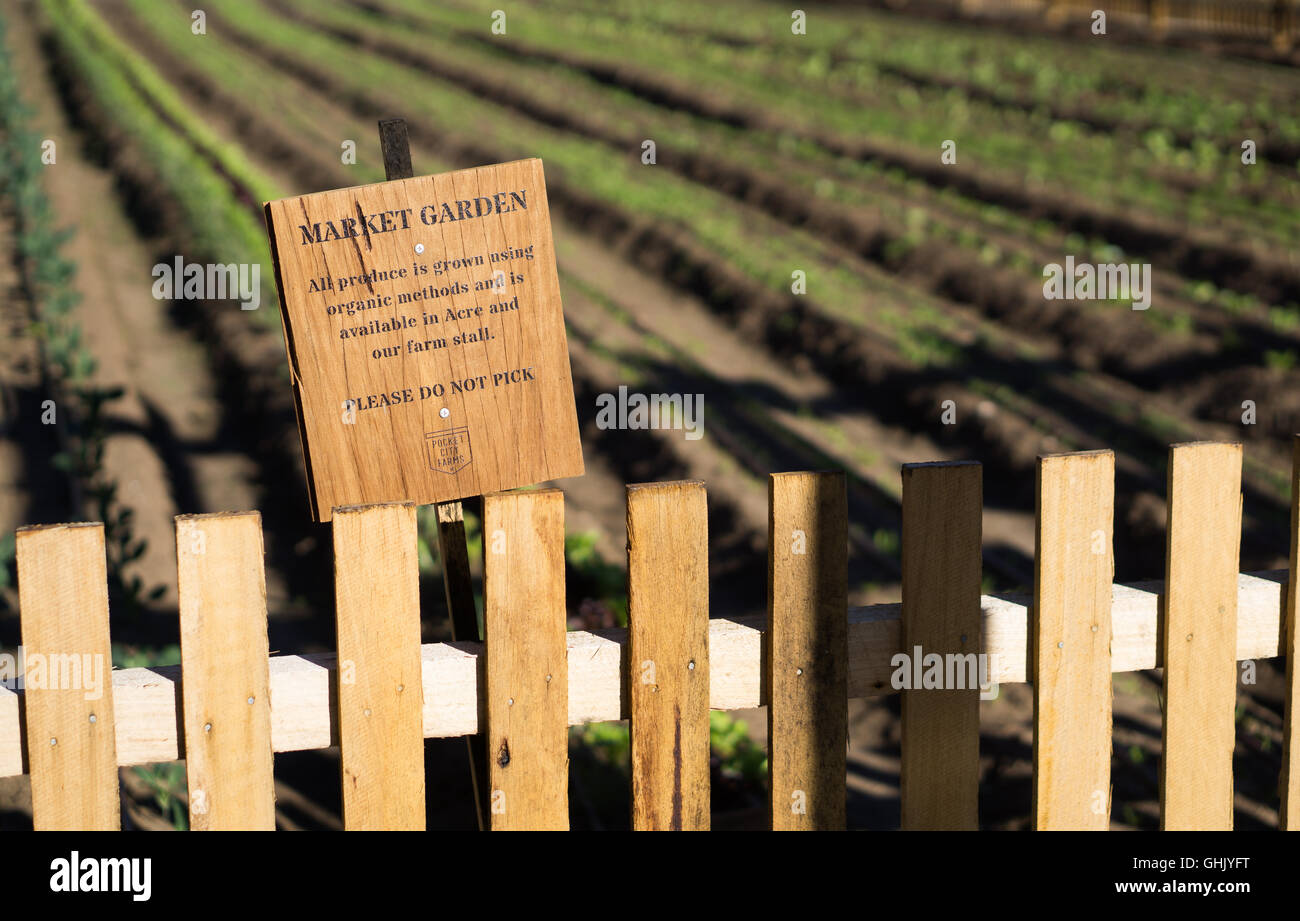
<box><xmin>1032</xmin><ymin>451</ymin><xmax>1114</xmax><ymax>830</ymax></box>
<box><xmin>484</xmin><ymin>489</ymin><xmax>569</xmax><ymax>830</ymax></box>
<box><xmin>1160</xmin><ymin>442</ymin><xmax>1242</xmax><ymax>830</ymax></box>
<box><xmin>1281</xmin><ymin>435</ymin><xmax>1300</xmax><ymax>830</ymax></box>
<box><xmin>900</xmin><ymin>461</ymin><xmax>982</xmax><ymax>830</ymax></box>
<box><xmin>1277</xmin><ymin>0</ymin><xmax>1295</xmax><ymax>51</ymax></box>
<box><xmin>767</xmin><ymin>472</ymin><xmax>847</xmax><ymax>831</ymax></box>
<box><xmin>176</xmin><ymin>512</ymin><xmax>275</xmax><ymax>830</ymax></box>
<box><xmin>334</xmin><ymin>502</ymin><xmax>425</xmax><ymax>830</ymax></box>
<box><xmin>377</xmin><ymin>116</ymin><xmax>490</xmax><ymax>829</ymax></box>
<box><xmin>627</xmin><ymin>481</ymin><xmax>710</xmax><ymax>831</ymax></box>
<box><xmin>1150</xmin><ymin>0</ymin><xmax>1170</xmax><ymax>36</ymax></box>
<box><xmin>17</xmin><ymin>523</ymin><xmax>119</xmax><ymax>830</ymax></box>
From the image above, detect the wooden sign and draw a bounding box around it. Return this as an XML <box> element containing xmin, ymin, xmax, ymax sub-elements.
<box><xmin>264</xmin><ymin>158</ymin><xmax>584</xmax><ymax>519</ymax></box>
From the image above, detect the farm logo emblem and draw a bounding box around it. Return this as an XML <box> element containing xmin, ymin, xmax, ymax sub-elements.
<box><xmin>426</xmin><ymin>427</ymin><xmax>472</xmax><ymax>474</ymax></box>
<box><xmin>595</xmin><ymin>386</ymin><xmax>705</xmax><ymax>441</ymax></box>
<box><xmin>1042</xmin><ymin>256</ymin><xmax>1152</xmax><ymax>310</ymax></box>
<box><xmin>50</xmin><ymin>852</ymin><xmax>151</xmax><ymax>901</ymax></box>
<box><xmin>890</xmin><ymin>646</ymin><xmax>1000</xmax><ymax>700</ymax></box>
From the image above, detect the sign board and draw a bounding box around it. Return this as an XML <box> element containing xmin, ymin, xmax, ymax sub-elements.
<box><xmin>264</xmin><ymin>158</ymin><xmax>584</xmax><ymax>520</ymax></box>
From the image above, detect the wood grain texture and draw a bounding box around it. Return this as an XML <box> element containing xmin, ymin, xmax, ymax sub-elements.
<box><xmin>1284</xmin><ymin>434</ymin><xmax>1300</xmax><ymax>832</ymax></box>
<box><xmin>767</xmin><ymin>472</ymin><xmax>847</xmax><ymax>830</ymax></box>
<box><xmin>1032</xmin><ymin>451</ymin><xmax>1114</xmax><ymax>830</ymax></box>
<box><xmin>627</xmin><ymin>481</ymin><xmax>710</xmax><ymax>831</ymax></box>
<box><xmin>377</xmin><ymin>117</ymin><xmax>413</xmax><ymax>180</ymax></box>
<box><xmin>264</xmin><ymin>158</ymin><xmax>584</xmax><ymax>520</ymax></box>
<box><xmin>900</xmin><ymin>461</ymin><xmax>982</xmax><ymax>830</ymax></box>
<box><xmin>17</xmin><ymin>523</ymin><xmax>119</xmax><ymax>830</ymax></box>
<box><xmin>1160</xmin><ymin>442</ymin><xmax>1242</xmax><ymax>831</ymax></box>
<box><xmin>176</xmin><ymin>512</ymin><xmax>275</xmax><ymax>830</ymax></box>
<box><xmin>333</xmin><ymin>503</ymin><xmax>425</xmax><ymax>830</ymax></box>
<box><xmin>1282</xmin><ymin>435</ymin><xmax>1300</xmax><ymax>831</ymax></box>
<box><xmin>483</xmin><ymin>489</ymin><xmax>568</xmax><ymax>830</ymax></box>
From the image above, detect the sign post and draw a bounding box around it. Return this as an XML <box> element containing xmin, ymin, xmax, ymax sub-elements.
<box><xmin>263</xmin><ymin>118</ymin><xmax>585</xmax><ymax>828</ymax></box>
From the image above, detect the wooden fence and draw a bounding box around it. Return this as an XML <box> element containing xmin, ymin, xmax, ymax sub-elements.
<box><xmin>2</xmin><ymin>442</ymin><xmax>1299</xmax><ymax>830</ymax></box>
<box><xmin>1046</xmin><ymin>0</ymin><xmax>1295</xmax><ymax>45</ymax></box>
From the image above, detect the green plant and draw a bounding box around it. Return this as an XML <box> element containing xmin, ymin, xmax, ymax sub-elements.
<box><xmin>0</xmin><ymin>9</ymin><xmax>161</xmax><ymax>617</ymax></box>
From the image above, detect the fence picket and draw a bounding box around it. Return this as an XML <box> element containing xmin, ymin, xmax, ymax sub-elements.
<box><xmin>484</xmin><ymin>489</ymin><xmax>569</xmax><ymax>830</ymax></box>
<box><xmin>1032</xmin><ymin>451</ymin><xmax>1115</xmax><ymax>830</ymax></box>
<box><xmin>767</xmin><ymin>472</ymin><xmax>847</xmax><ymax>831</ymax></box>
<box><xmin>176</xmin><ymin>512</ymin><xmax>275</xmax><ymax>830</ymax></box>
<box><xmin>16</xmin><ymin>523</ymin><xmax>119</xmax><ymax>830</ymax></box>
<box><xmin>333</xmin><ymin>503</ymin><xmax>425</xmax><ymax>830</ymax></box>
<box><xmin>627</xmin><ymin>481</ymin><xmax>710</xmax><ymax>831</ymax></box>
<box><xmin>1281</xmin><ymin>435</ymin><xmax>1300</xmax><ymax>830</ymax></box>
<box><xmin>1160</xmin><ymin>442</ymin><xmax>1242</xmax><ymax>830</ymax></box>
<box><xmin>900</xmin><ymin>461</ymin><xmax>982</xmax><ymax>830</ymax></box>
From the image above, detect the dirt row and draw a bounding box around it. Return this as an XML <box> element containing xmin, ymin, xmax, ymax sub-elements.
<box><xmin>365</xmin><ymin>0</ymin><xmax>1300</xmax><ymax>305</ymax></box>
<box><xmin>282</xmin><ymin>0</ymin><xmax>1300</xmax><ymax>427</ymax></box>
<box><xmin>207</xmin><ymin>0</ymin><xmax>1293</xmax><ymax>576</ymax></box>
<box><xmin>503</xmin><ymin>0</ymin><xmax>1300</xmax><ymax>171</ymax></box>
<box><xmin>124</xmin><ymin>0</ymin><xmax>1066</xmax><ymax>585</ymax></box>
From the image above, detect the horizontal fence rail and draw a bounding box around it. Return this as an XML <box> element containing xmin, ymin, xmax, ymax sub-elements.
<box><xmin>3</xmin><ymin>443</ymin><xmax>1299</xmax><ymax>830</ymax></box>
<box><xmin>0</xmin><ymin>567</ymin><xmax>1284</xmax><ymax>770</ymax></box>
<box><xmin>0</xmin><ymin>568</ymin><xmax>1288</xmax><ymax>775</ymax></box>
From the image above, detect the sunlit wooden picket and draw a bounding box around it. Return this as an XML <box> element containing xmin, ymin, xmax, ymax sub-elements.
<box><xmin>1044</xmin><ymin>0</ymin><xmax>1296</xmax><ymax>47</ymax></box>
<box><xmin>3</xmin><ymin>441</ymin><xmax>1300</xmax><ymax>830</ymax></box>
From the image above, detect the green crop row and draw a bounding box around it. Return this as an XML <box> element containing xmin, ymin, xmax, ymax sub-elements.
<box><xmin>193</xmin><ymin>0</ymin><xmax>984</xmax><ymax>368</ymax></box>
<box><xmin>0</xmin><ymin>9</ymin><xmax>163</xmax><ymax>618</ymax></box>
<box><xmin>41</xmin><ymin>0</ymin><xmax>279</xmax><ymax>325</ymax></box>
<box><xmin>372</xmin><ymin>0</ymin><xmax>1300</xmax><ymax>248</ymax></box>
<box><xmin>281</xmin><ymin>0</ymin><xmax>1296</xmax><ymax>344</ymax></box>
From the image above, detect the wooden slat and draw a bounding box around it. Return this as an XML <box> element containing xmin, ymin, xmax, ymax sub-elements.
<box><xmin>379</xmin><ymin>116</ymin><xmax>488</xmax><ymax>831</ymax></box>
<box><xmin>767</xmin><ymin>472</ymin><xmax>847</xmax><ymax>830</ymax></box>
<box><xmin>17</xmin><ymin>523</ymin><xmax>119</xmax><ymax>830</ymax></box>
<box><xmin>483</xmin><ymin>489</ymin><xmax>568</xmax><ymax>830</ymax></box>
<box><xmin>1160</xmin><ymin>442</ymin><xmax>1242</xmax><ymax>831</ymax></box>
<box><xmin>176</xmin><ymin>512</ymin><xmax>274</xmax><ymax>830</ymax></box>
<box><xmin>627</xmin><ymin>481</ymin><xmax>710</xmax><ymax>831</ymax></box>
<box><xmin>333</xmin><ymin>503</ymin><xmax>425</xmax><ymax>830</ymax></box>
<box><xmin>900</xmin><ymin>461</ymin><xmax>982</xmax><ymax>830</ymax></box>
<box><xmin>1032</xmin><ymin>451</ymin><xmax>1114</xmax><ymax>830</ymax></box>
<box><xmin>1281</xmin><ymin>435</ymin><xmax>1300</xmax><ymax>831</ymax></box>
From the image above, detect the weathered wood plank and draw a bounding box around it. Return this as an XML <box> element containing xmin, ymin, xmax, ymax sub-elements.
<box><xmin>767</xmin><ymin>472</ymin><xmax>847</xmax><ymax>830</ymax></box>
<box><xmin>628</xmin><ymin>481</ymin><xmax>710</xmax><ymax>831</ymax></box>
<box><xmin>1032</xmin><ymin>451</ymin><xmax>1114</xmax><ymax>830</ymax></box>
<box><xmin>176</xmin><ymin>512</ymin><xmax>275</xmax><ymax>830</ymax></box>
<box><xmin>900</xmin><ymin>461</ymin><xmax>982</xmax><ymax>830</ymax></box>
<box><xmin>484</xmin><ymin>489</ymin><xmax>568</xmax><ymax>830</ymax></box>
<box><xmin>333</xmin><ymin>503</ymin><xmax>425</xmax><ymax>830</ymax></box>
<box><xmin>377</xmin><ymin>116</ymin><xmax>489</xmax><ymax>831</ymax></box>
<box><xmin>1281</xmin><ymin>435</ymin><xmax>1300</xmax><ymax>831</ymax></box>
<box><xmin>1160</xmin><ymin>442</ymin><xmax>1242</xmax><ymax>831</ymax></box>
<box><xmin>17</xmin><ymin>523</ymin><xmax>119</xmax><ymax>830</ymax></box>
